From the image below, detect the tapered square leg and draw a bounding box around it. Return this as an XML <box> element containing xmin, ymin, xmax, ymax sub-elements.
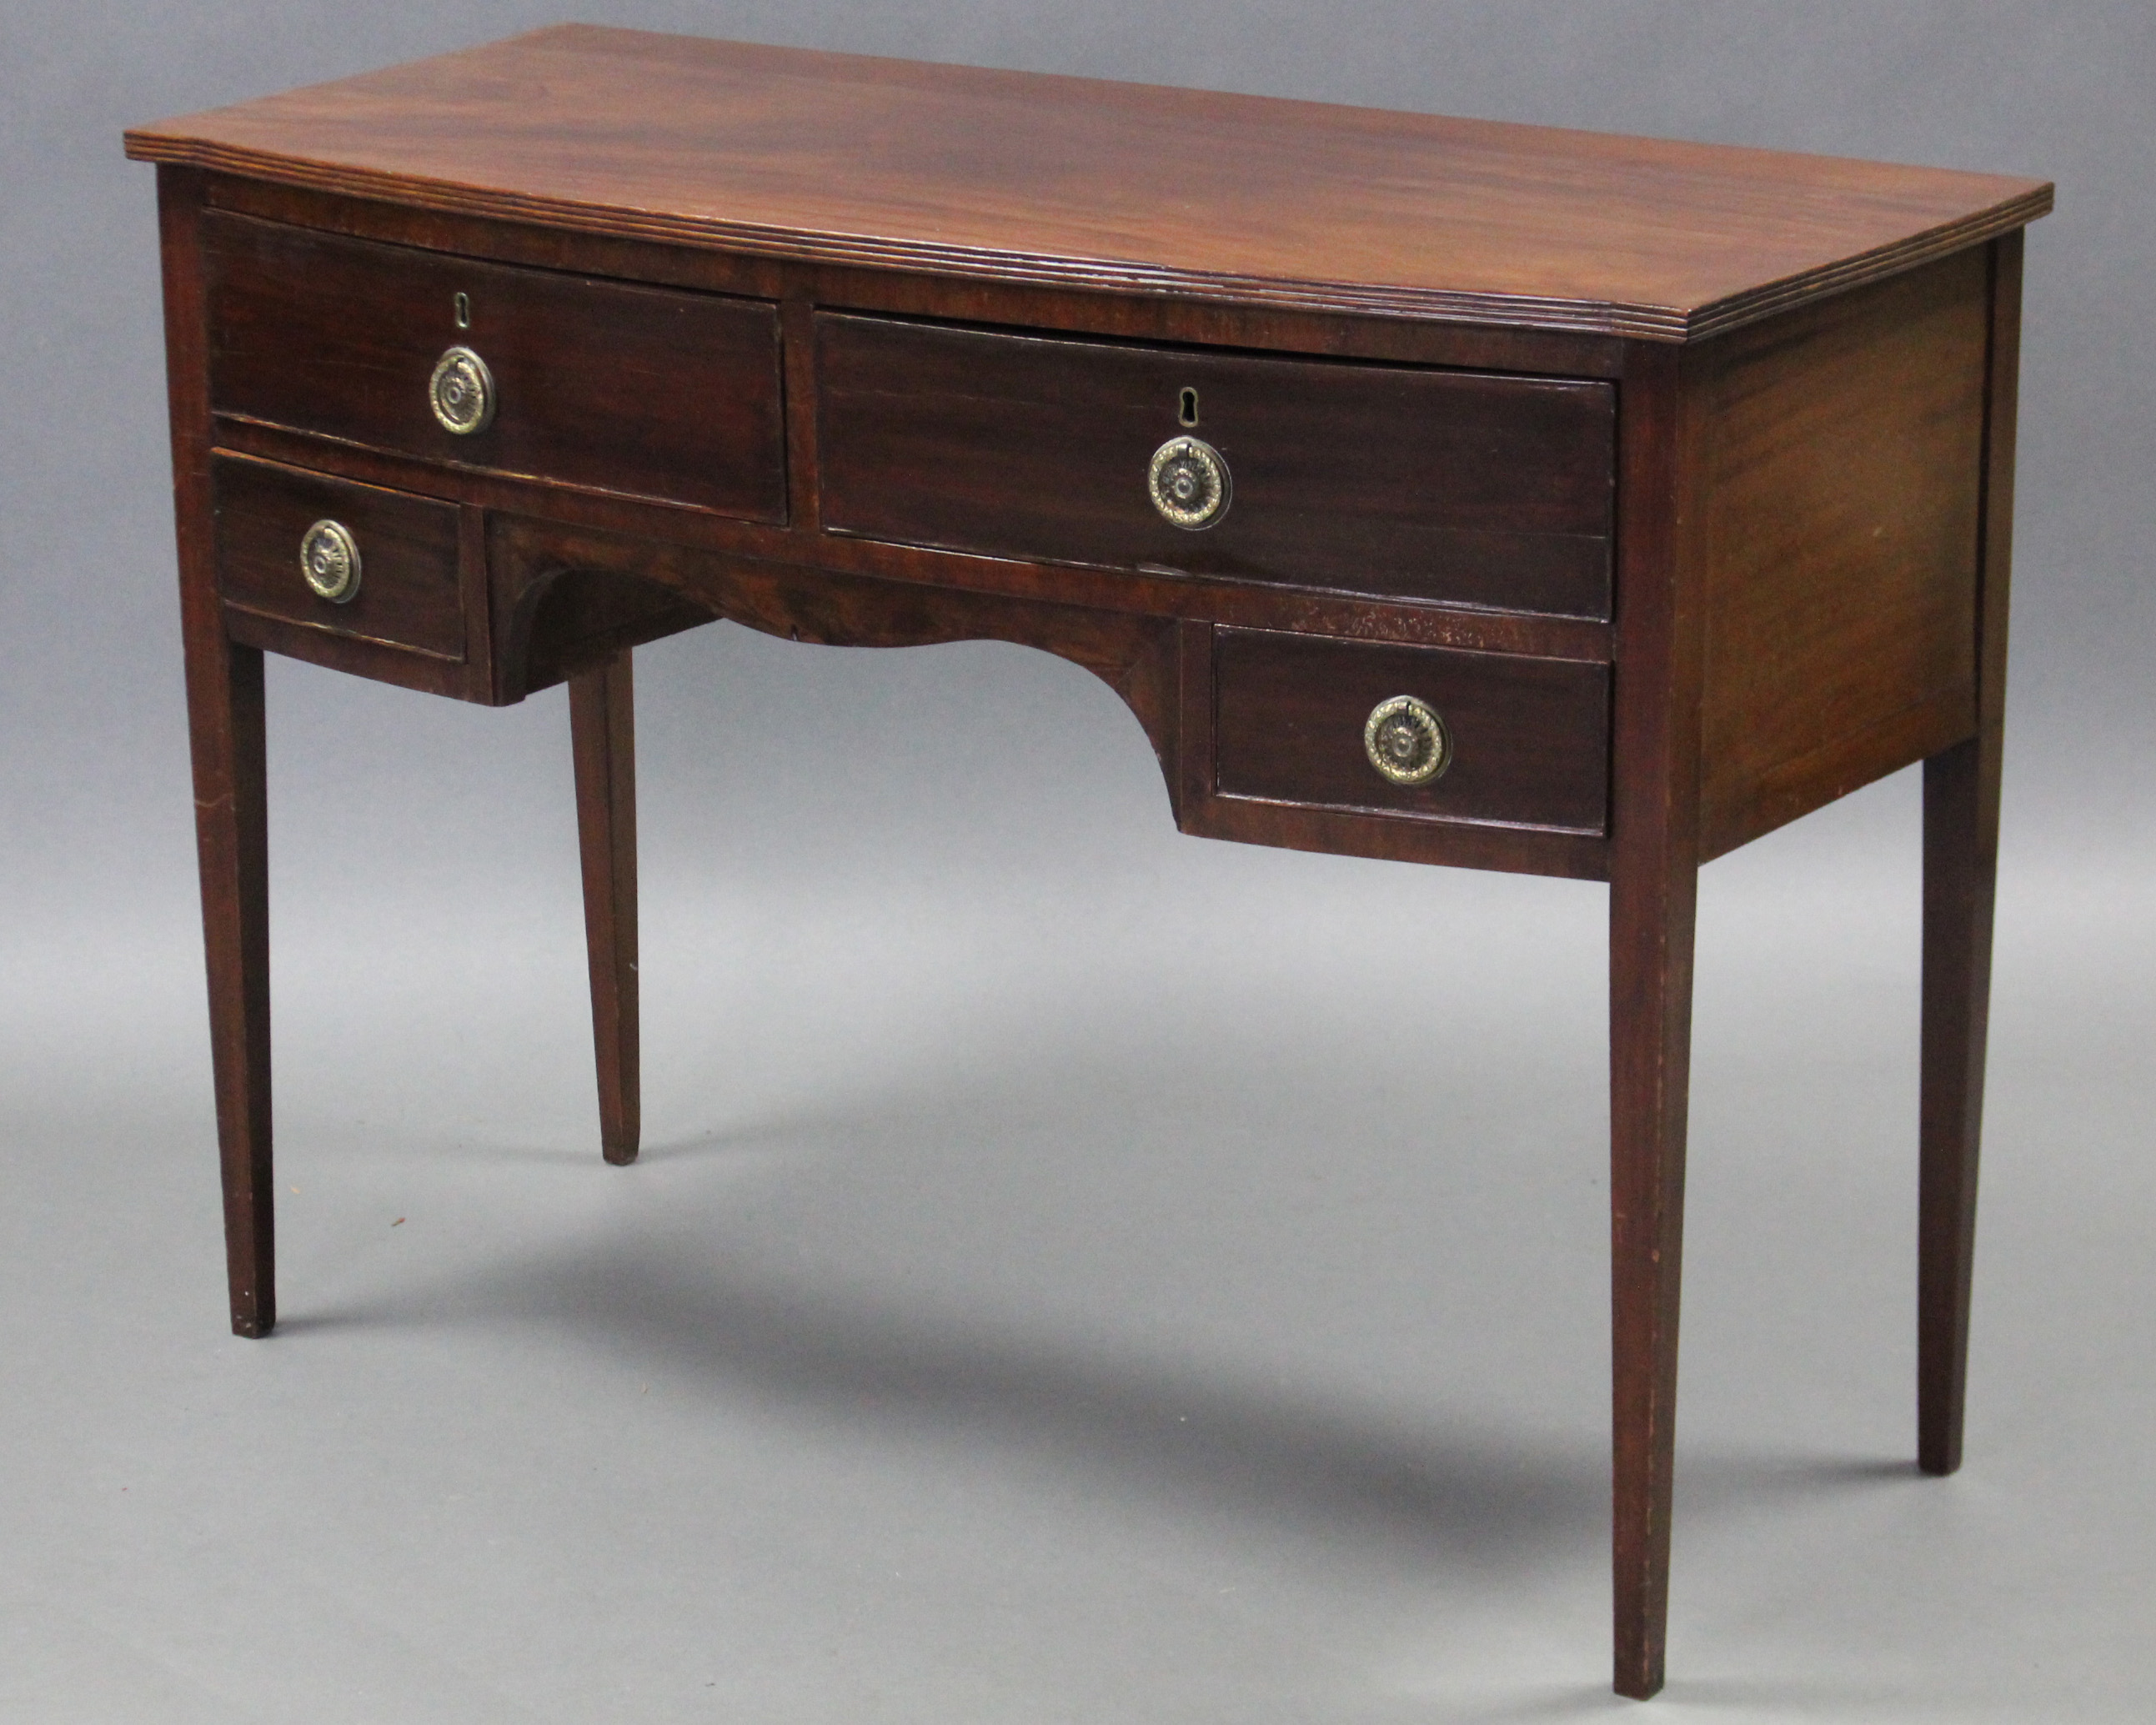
<box><xmin>159</xmin><ymin>167</ymin><xmax>276</xmax><ymax>1338</ymax></box>
<box><xmin>1608</xmin><ymin>849</ymin><xmax>1698</xmax><ymax>1700</ymax></box>
<box><xmin>187</xmin><ymin>639</ymin><xmax>275</xmax><ymax>1336</ymax></box>
<box><xmin>569</xmin><ymin>652</ymin><xmax>640</xmax><ymax>1164</ymax></box>
<box><xmin>1602</xmin><ymin>338</ymin><xmax>1703</xmax><ymax>1701</ymax></box>
<box><xmin>1918</xmin><ymin>738</ymin><xmax>1996</xmax><ymax>1474</ymax></box>
<box><xmin>1918</xmin><ymin>228</ymin><xmax>2020</xmax><ymax>1477</ymax></box>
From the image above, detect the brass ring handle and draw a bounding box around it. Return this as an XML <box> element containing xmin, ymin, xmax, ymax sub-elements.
<box><xmin>298</xmin><ymin>519</ymin><xmax>363</xmax><ymax>604</ymax></box>
<box><xmin>1147</xmin><ymin>434</ymin><xmax>1231</xmax><ymax>529</ymax></box>
<box><xmin>1364</xmin><ymin>695</ymin><xmax>1451</xmax><ymax>786</ymax></box>
<box><xmin>429</xmin><ymin>344</ymin><xmax>496</xmax><ymax>434</ymax></box>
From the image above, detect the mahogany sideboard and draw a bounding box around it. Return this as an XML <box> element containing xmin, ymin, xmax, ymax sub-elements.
<box><xmin>127</xmin><ymin>26</ymin><xmax>2050</xmax><ymax>1698</ymax></box>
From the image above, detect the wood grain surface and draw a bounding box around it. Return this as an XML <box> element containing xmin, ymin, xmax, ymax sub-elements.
<box><xmin>201</xmin><ymin>173</ymin><xmax>1637</xmax><ymax>384</ymax></box>
<box><xmin>213</xmin><ymin>451</ymin><xmax>466</xmax><ymax>660</ymax></box>
<box><xmin>131</xmin><ymin>28</ymin><xmax>2044</xmax><ymax>1687</ymax></box>
<box><xmin>1694</xmin><ymin>248</ymin><xmax>1988</xmax><ymax>858</ymax></box>
<box><xmin>1918</xmin><ymin>229</ymin><xmax>2023</xmax><ymax>1479</ymax></box>
<box><xmin>569</xmin><ymin>653</ymin><xmax>641</xmax><ymax>1167</ymax></box>
<box><xmin>1211</xmin><ymin>629</ymin><xmax>1610</xmax><ymax>833</ymax></box>
<box><xmin>212</xmin><ymin>408</ymin><xmax>1614</xmax><ymax>668</ymax></box>
<box><xmin>207</xmin><ymin>211</ymin><xmax>786</xmax><ymax>519</ymax></box>
<box><xmin>1603</xmin><ymin>340</ymin><xmax>1701</xmax><ymax>1701</ymax></box>
<box><xmin>127</xmin><ymin>24</ymin><xmax>2049</xmax><ymax>341</ymax></box>
<box><xmin>819</xmin><ymin>315</ymin><xmax>1614</xmax><ymax>617</ymax></box>
<box><xmin>159</xmin><ymin>170</ymin><xmax>279</xmax><ymax>1338</ymax></box>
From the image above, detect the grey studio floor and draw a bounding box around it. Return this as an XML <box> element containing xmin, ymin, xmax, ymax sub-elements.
<box><xmin>5</xmin><ymin>624</ymin><xmax>2154</xmax><ymax>1724</ymax></box>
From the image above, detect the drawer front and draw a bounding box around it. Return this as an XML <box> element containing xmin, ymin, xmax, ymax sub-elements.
<box><xmin>818</xmin><ymin>315</ymin><xmax>1614</xmax><ymax>619</ymax></box>
<box><xmin>213</xmin><ymin>454</ymin><xmax>465</xmax><ymax>660</ymax></box>
<box><xmin>206</xmin><ymin>213</ymin><xmax>786</xmax><ymax>519</ymax></box>
<box><xmin>1214</xmin><ymin>629</ymin><xmax>1610</xmax><ymax>833</ymax></box>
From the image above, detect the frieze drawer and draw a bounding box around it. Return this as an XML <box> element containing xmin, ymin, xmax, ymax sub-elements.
<box><xmin>816</xmin><ymin>313</ymin><xmax>1615</xmax><ymax>619</ymax></box>
<box><xmin>206</xmin><ymin>213</ymin><xmax>786</xmax><ymax>519</ymax></box>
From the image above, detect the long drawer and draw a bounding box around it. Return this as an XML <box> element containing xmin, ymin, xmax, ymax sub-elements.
<box><xmin>816</xmin><ymin>314</ymin><xmax>1615</xmax><ymax>619</ymax></box>
<box><xmin>205</xmin><ymin>213</ymin><xmax>787</xmax><ymax>519</ymax></box>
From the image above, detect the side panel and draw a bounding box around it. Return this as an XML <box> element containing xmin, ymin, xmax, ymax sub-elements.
<box><xmin>1695</xmin><ymin>248</ymin><xmax>1988</xmax><ymax>859</ymax></box>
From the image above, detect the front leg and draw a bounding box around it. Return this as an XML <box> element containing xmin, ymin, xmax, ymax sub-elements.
<box><xmin>1916</xmin><ymin>228</ymin><xmax>2021</xmax><ymax>1477</ymax></box>
<box><xmin>569</xmin><ymin>651</ymin><xmax>640</xmax><ymax>1163</ymax></box>
<box><xmin>159</xmin><ymin>168</ymin><xmax>277</xmax><ymax>1337</ymax></box>
<box><xmin>187</xmin><ymin>638</ymin><xmax>276</xmax><ymax>1336</ymax></box>
<box><xmin>1916</xmin><ymin>738</ymin><xmax>1997</xmax><ymax>1474</ymax></box>
<box><xmin>1608</xmin><ymin>843</ymin><xmax>1699</xmax><ymax>1699</ymax></box>
<box><xmin>1604</xmin><ymin>339</ymin><xmax>1704</xmax><ymax>1699</ymax></box>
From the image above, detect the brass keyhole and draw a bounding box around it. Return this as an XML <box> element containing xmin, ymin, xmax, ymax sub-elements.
<box><xmin>454</xmin><ymin>292</ymin><xmax>471</xmax><ymax>329</ymax></box>
<box><xmin>1178</xmin><ymin>387</ymin><xmax>1200</xmax><ymax>426</ymax></box>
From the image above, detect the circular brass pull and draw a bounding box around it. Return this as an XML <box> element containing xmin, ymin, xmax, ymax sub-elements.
<box><xmin>429</xmin><ymin>344</ymin><xmax>496</xmax><ymax>434</ymax></box>
<box><xmin>1147</xmin><ymin>435</ymin><xmax>1230</xmax><ymax>530</ymax></box>
<box><xmin>299</xmin><ymin>519</ymin><xmax>363</xmax><ymax>604</ymax></box>
<box><xmin>1364</xmin><ymin>695</ymin><xmax>1451</xmax><ymax>786</ymax></box>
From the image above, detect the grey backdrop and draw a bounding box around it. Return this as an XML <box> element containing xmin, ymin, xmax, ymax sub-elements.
<box><xmin>3</xmin><ymin>4</ymin><xmax>2153</xmax><ymax>1721</ymax></box>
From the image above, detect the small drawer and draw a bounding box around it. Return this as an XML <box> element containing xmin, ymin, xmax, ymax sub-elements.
<box><xmin>206</xmin><ymin>213</ymin><xmax>786</xmax><ymax>520</ymax></box>
<box><xmin>1213</xmin><ymin>629</ymin><xmax>1610</xmax><ymax>834</ymax></box>
<box><xmin>818</xmin><ymin>315</ymin><xmax>1614</xmax><ymax>619</ymax></box>
<box><xmin>213</xmin><ymin>454</ymin><xmax>465</xmax><ymax>661</ymax></box>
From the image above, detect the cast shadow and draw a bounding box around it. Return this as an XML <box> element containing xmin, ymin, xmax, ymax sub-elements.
<box><xmin>273</xmin><ymin>1086</ymin><xmax>1928</xmax><ymax>1595</ymax></box>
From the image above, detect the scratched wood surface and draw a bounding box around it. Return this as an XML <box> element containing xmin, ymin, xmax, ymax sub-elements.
<box><xmin>126</xmin><ymin>24</ymin><xmax>2049</xmax><ymax>341</ymax></box>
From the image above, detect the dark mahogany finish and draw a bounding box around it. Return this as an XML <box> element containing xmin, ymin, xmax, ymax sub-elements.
<box><xmin>1211</xmin><ymin>630</ymin><xmax>1610</xmax><ymax>832</ymax></box>
<box><xmin>818</xmin><ymin>314</ymin><xmax>1616</xmax><ymax>617</ymax></box>
<box><xmin>1694</xmin><ymin>248</ymin><xmax>1991</xmax><ymax>859</ymax></box>
<box><xmin>213</xmin><ymin>453</ymin><xmax>464</xmax><ymax>659</ymax></box>
<box><xmin>128</xmin><ymin>24</ymin><xmax>2045</xmax><ymax>340</ymax></box>
<box><xmin>1918</xmin><ymin>230</ymin><xmax>2023</xmax><ymax>1478</ymax></box>
<box><xmin>128</xmin><ymin>26</ymin><xmax>2048</xmax><ymax>1701</ymax></box>
<box><xmin>207</xmin><ymin>211</ymin><xmax>786</xmax><ymax>519</ymax></box>
<box><xmin>570</xmin><ymin>653</ymin><xmax>640</xmax><ymax>1166</ymax></box>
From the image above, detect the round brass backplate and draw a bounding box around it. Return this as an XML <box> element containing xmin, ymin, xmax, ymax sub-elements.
<box><xmin>1364</xmin><ymin>695</ymin><xmax>1451</xmax><ymax>786</ymax></box>
<box><xmin>1147</xmin><ymin>434</ymin><xmax>1231</xmax><ymax>529</ymax></box>
<box><xmin>429</xmin><ymin>344</ymin><xmax>496</xmax><ymax>434</ymax></box>
<box><xmin>298</xmin><ymin>519</ymin><xmax>363</xmax><ymax>604</ymax></box>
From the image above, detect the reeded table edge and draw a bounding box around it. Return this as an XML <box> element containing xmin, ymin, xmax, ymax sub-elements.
<box><xmin>123</xmin><ymin>133</ymin><xmax>2053</xmax><ymax>343</ymax></box>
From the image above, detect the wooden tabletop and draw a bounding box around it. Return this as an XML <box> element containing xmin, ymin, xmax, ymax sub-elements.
<box><xmin>127</xmin><ymin>24</ymin><xmax>2049</xmax><ymax>342</ymax></box>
